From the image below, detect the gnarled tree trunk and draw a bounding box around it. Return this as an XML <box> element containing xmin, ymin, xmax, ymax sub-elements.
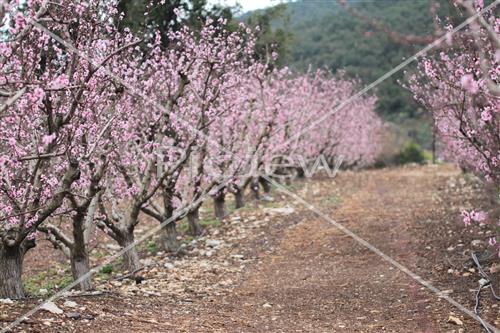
<box><xmin>234</xmin><ymin>187</ymin><xmax>245</xmax><ymax>209</ymax></box>
<box><xmin>117</xmin><ymin>231</ymin><xmax>141</xmax><ymax>273</ymax></box>
<box><xmin>213</xmin><ymin>192</ymin><xmax>226</xmax><ymax>220</ymax></box>
<box><xmin>71</xmin><ymin>212</ymin><xmax>93</xmax><ymax>291</ymax></box>
<box><xmin>158</xmin><ymin>205</ymin><xmax>180</xmax><ymax>253</ymax></box>
<box><xmin>0</xmin><ymin>244</ymin><xmax>25</xmax><ymax>299</ymax></box>
<box><xmin>259</xmin><ymin>177</ymin><xmax>271</xmax><ymax>194</ymax></box>
<box><xmin>296</xmin><ymin>167</ymin><xmax>305</xmax><ymax>179</ymax></box>
<box><xmin>162</xmin><ymin>221</ymin><xmax>180</xmax><ymax>253</ymax></box>
<box><xmin>187</xmin><ymin>208</ymin><xmax>202</xmax><ymax>236</ymax></box>
<box><xmin>70</xmin><ymin>253</ymin><xmax>92</xmax><ymax>291</ymax></box>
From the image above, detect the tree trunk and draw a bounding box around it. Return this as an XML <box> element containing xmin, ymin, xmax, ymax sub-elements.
<box><xmin>251</xmin><ymin>180</ymin><xmax>260</xmax><ymax>200</ymax></box>
<box><xmin>0</xmin><ymin>244</ymin><xmax>25</xmax><ymax>299</ymax></box>
<box><xmin>162</xmin><ymin>221</ymin><xmax>180</xmax><ymax>253</ymax></box>
<box><xmin>157</xmin><ymin>205</ymin><xmax>179</xmax><ymax>253</ymax></box>
<box><xmin>70</xmin><ymin>253</ymin><xmax>93</xmax><ymax>291</ymax></box>
<box><xmin>259</xmin><ymin>177</ymin><xmax>271</xmax><ymax>194</ymax></box>
<box><xmin>296</xmin><ymin>167</ymin><xmax>305</xmax><ymax>179</ymax></box>
<box><xmin>187</xmin><ymin>209</ymin><xmax>202</xmax><ymax>236</ymax></box>
<box><xmin>213</xmin><ymin>192</ymin><xmax>226</xmax><ymax>220</ymax></box>
<box><xmin>432</xmin><ymin>122</ymin><xmax>436</xmax><ymax>164</ymax></box>
<box><xmin>71</xmin><ymin>214</ymin><xmax>93</xmax><ymax>291</ymax></box>
<box><xmin>118</xmin><ymin>232</ymin><xmax>141</xmax><ymax>273</ymax></box>
<box><xmin>234</xmin><ymin>188</ymin><xmax>245</xmax><ymax>209</ymax></box>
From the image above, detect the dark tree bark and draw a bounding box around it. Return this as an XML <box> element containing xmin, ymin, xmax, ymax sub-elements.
<box><xmin>213</xmin><ymin>192</ymin><xmax>226</xmax><ymax>220</ymax></box>
<box><xmin>234</xmin><ymin>187</ymin><xmax>245</xmax><ymax>209</ymax></box>
<box><xmin>70</xmin><ymin>253</ymin><xmax>92</xmax><ymax>291</ymax></box>
<box><xmin>70</xmin><ymin>211</ymin><xmax>93</xmax><ymax>291</ymax></box>
<box><xmin>187</xmin><ymin>208</ymin><xmax>202</xmax><ymax>236</ymax></box>
<box><xmin>432</xmin><ymin>121</ymin><xmax>436</xmax><ymax>164</ymax></box>
<box><xmin>296</xmin><ymin>167</ymin><xmax>305</xmax><ymax>179</ymax></box>
<box><xmin>0</xmin><ymin>240</ymin><xmax>34</xmax><ymax>299</ymax></box>
<box><xmin>259</xmin><ymin>177</ymin><xmax>271</xmax><ymax>194</ymax></box>
<box><xmin>251</xmin><ymin>180</ymin><xmax>260</xmax><ymax>200</ymax></box>
<box><xmin>162</xmin><ymin>221</ymin><xmax>180</xmax><ymax>253</ymax></box>
<box><xmin>116</xmin><ymin>230</ymin><xmax>141</xmax><ymax>273</ymax></box>
<box><xmin>0</xmin><ymin>244</ymin><xmax>25</xmax><ymax>299</ymax></box>
<box><xmin>156</xmin><ymin>205</ymin><xmax>180</xmax><ymax>253</ymax></box>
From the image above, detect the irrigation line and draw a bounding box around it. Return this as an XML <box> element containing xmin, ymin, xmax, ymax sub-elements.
<box><xmin>472</xmin><ymin>252</ymin><xmax>500</xmax><ymax>332</ymax></box>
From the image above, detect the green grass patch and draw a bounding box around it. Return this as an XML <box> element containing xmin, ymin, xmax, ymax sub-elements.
<box><xmin>422</xmin><ymin>149</ymin><xmax>433</xmax><ymax>162</ymax></box>
<box><xmin>178</xmin><ymin>219</ymin><xmax>189</xmax><ymax>233</ymax></box>
<box><xmin>272</xmin><ymin>182</ymin><xmax>300</xmax><ymax>192</ymax></box>
<box><xmin>200</xmin><ymin>217</ymin><xmax>220</xmax><ymax>228</ymax></box>
<box><xmin>95</xmin><ymin>264</ymin><xmax>114</xmax><ymax>280</ymax></box>
<box><xmin>178</xmin><ymin>216</ymin><xmax>220</xmax><ymax>234</ymax></box>
<box><xmin>261</xmin><ymin>201</ymin><xmax>282</xmax><ymax>208</ymax></box>
<box><xmin>393</xmin><ymin>141</ymin><xmax>427</xmax><ymax>165</ymax></box>
<box><xmin>24</xmin><ymin>268</ymin><xmax>73</xmax><ymax>297</ymax></box>
<box><xmin>145</xmin><ymin>240</ymin><xmax>158</xmax><ymax>254</ymax></box>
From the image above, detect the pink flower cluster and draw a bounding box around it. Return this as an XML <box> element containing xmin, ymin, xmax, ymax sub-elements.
<box><xmin>461</xmin><ymin>209</ymin><xmax>487</xmax><ymax>226</ymax></box>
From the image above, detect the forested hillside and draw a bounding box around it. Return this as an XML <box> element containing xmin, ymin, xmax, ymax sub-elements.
<box><xmin>243</xmin><ymin>0</ymin><xmax>459</xmax><ymax>147</ymax></box>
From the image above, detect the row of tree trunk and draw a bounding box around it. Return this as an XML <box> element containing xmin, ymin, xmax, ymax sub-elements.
<box><xmin>0</xmin><ymin>177</ymin><xmax>273</xmax><ymax>299</ymax></box>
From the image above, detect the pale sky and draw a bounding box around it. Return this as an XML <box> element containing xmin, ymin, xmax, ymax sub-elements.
<box><xmin>208</xmin><ymin>0</ymin><xmax>280</xmax><ymax>13</ymax></box>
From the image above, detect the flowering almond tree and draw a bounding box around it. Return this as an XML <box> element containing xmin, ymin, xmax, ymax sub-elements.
<box><xmin>277</xmin><ymin>70</ymin><xmax>383</xmax><ymax>171</ymax></box>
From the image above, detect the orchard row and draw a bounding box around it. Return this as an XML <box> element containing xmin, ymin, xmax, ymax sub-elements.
<box><xmin>0</xmin><ymin>0</ymin><xmax>383</xmax><ymax>299</ymax></box>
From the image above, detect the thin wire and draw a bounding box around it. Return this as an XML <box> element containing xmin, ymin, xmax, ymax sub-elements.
<box><xmin>471</xmin><ymin>252</ymin><xmax>500</xmax><ymax>333</ymax></box>
<box><xmin>472</xmin><ymin>252</ymin><xmax>500</xmax><ymax>300</ymax></box>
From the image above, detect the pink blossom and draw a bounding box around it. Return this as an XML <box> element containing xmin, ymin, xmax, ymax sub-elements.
<box><xmin>470</xmin><ymin>210</ymin><xmax>487</xmax><ymax>222</ymax></box>
<box><xmin>41</xmin><ymin>133</ymin><xmax>56</xmax><ymax>145</ymax></box>
<box><xmin>461</xmin><ymin>210</ymin><xmax>472</xmax><ymax>226</ymax></box>
<box><xmin>14</xmin><ymin>12</ymin><xmax>25</xmax><ymax>30</ymax></box>
<box><xmin>30</xmin><ymin>87</ymin><xmax>45</xmax><ymax>104</ymax></box>
<box><xmin>460</xmin><ymin>74</ymin><xmax>479</xmax><ymax>94</ymax></box>
<box><xmin>480</xmin><ymin>110</ymin><xmax>492</xmax><ymax>122</ymax></box>
<box><xmin>49</xmin><ymin>74</ymin><xmax>69</xmax><ymax>89</ymax></box>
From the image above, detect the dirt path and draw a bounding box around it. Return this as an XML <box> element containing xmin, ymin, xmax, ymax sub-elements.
<box><xmin>174</xmin><ymin>165</ymin><xmax>498</xmax><ymax>332</ymax></box>
<box><xmin>2</xmin><ymin>165</ymin><xmax>499</xmax><ymax>332</ymax></box>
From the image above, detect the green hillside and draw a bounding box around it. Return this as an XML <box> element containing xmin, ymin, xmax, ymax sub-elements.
<box><xmin>242</xmin><ymin>0</ymin><xmax>461</xmax><ymax>147</ymax></box>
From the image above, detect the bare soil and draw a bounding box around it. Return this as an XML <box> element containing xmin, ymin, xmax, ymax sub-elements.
<box><xmin>1</xmin><ymin>164</ymin><xmax>499</xmax><ymax>333</ymax></box>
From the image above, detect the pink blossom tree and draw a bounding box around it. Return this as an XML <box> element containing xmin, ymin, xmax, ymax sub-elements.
<box><xmin>93</xmin><ymin>17</ymin><xmax>258</xmax><ymax>263</ymax></box>
<box><xmin>0</xmin><ymin>0</ymin><xmax>140</xmax><ymax>297</ymax></box>
<box><xmin>407</xmin><ymin>0</ymin><xmax>499</xmax><ymax>254</ymax></box>
<box><xmin>0</xmin><ymin>0</ymin><xmax>386</xmax><ymax>299</ymax></box>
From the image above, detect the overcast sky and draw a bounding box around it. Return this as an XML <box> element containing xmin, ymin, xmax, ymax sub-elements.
<box><xmin>208</xmin><ymin>0</ymin><xmax>280</xmax><ymax>13</ymax></box>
